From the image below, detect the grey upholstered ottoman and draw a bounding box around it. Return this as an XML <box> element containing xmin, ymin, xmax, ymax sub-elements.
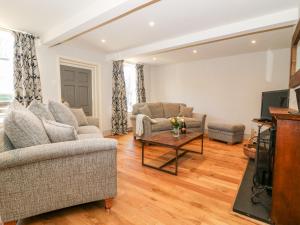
<box><xmin>208</xmin><ymin>122</ymin><xmax>245</xmax><ymax>144</ymax></box>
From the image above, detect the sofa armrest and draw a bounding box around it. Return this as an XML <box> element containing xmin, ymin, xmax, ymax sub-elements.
<box><xmin>192</xmin><ymin>113</ymin><xmax>207</xmax><ymax>133</ymax></box>
<box><xmin>0</xmin><ymin>138</ymin><xmax>117</xmax><ymax>170</ymax></box>
<box><xmin>86</xmin><ymin>116</ymin><xmax>100</xmax><ymax>127</ymax></box>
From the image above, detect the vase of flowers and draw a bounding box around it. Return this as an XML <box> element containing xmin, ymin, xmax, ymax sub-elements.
<box><xmin>170</xmin><ymin>117</ymin><xmax>180</xmax><ymax>137</ymax></box>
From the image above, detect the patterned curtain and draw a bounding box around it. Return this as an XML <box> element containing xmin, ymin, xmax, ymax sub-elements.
<box><xmin>13</xmin><ymin>31</ymin><xmax>42</xmax><ymax>106</ymax></box>
<box><xmin>112</xmin><ymin>60</ymin><xmax>128</xmax><ymax>135</ymax></box>
<box><xmin>136</xmin><ymin>64</ymin><xmax>146</xmax><ymax>103</ymax></box>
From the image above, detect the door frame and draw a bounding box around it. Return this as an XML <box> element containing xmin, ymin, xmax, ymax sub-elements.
<box><xmin>58</xmin><ymin>56</ymin><xmax>102</xmax><ymax>127</ymax></box>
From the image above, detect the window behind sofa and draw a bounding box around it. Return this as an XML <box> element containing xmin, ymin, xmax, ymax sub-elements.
<box><xmin>124</xmin><ymin>63</ymin><xmax>137</xmax><ymax>112</ymax></box>
<box><xmin>0</xmin><ymin>30</ymin><xmax>14</xmax><ymax>124</ymax></box>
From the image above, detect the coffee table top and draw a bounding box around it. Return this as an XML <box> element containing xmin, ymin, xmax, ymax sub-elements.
<box><xmin>141</xmin><ymin>131</ymin><xmax>203</xmax><ymax>148</ymax></box>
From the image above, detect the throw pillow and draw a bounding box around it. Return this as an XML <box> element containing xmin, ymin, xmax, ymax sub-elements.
<box><xmin>4</xmin><ymin>109</ymin><xmax>50</xmax><ymax>148</ymax></box>
<box><xmin>28</xmin><ymin>100</ymin><xmax>55</xmax><ymax>121</ymax></box>
<box><xmin>139</xmin><ymin>105</ymin><xmax>152</xmax><ymax>117</ymax></box>
<box><xmin>48</xmin><ymin>101</ymin><xmax>79</xmax><ymax>130</ymax></box>
<box><xmin>70</xmin><ymin>108</ymin><xmax>88</xmax><ymax>126</ymax></box>
<box><xmin>42</xmin><ymin>119</ymin><xmax>78</xmax><ymax>143</ymax></box>
<box><xmin>178</xmin><ymin>105</ymin><xmax>193</xmax><ymax>118</ymax></box>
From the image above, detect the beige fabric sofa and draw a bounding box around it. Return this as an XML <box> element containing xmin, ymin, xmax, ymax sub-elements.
<box><xmin>0</xmin><ymin>115</ymin><xmax>117</xmax><ymax>224</ymax></box>
<box><xmin>130</xmin><ymin>102</ymin><xmax>206</xmax><ymax>138</ymax></box>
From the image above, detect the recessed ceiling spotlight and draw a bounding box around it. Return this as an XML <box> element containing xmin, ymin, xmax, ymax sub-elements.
<box><xmin>251</xmin><ymin>40</ymin><xmax>256</xmax><ymax>44</ymax></box>
<box><xmin>149</xmin><ymin>21</ymin><xmax>155</xmax><ymax>27</ymax></box>
<box><xmin>192</xmin><ymin>50</ymin><xmax>198</xmax><ymax>54</ymax></box>
<box><xmin>152</xmin><ymin>57</ymin><xmax>157</xmax><ymax>61</ymax></box>
<box><xmin>101</xmin><ymin>39</ymin><xmax>106</xmax><ymax>43</ymax></box>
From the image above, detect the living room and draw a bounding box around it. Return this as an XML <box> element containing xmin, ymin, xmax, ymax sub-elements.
<box><xmin>0</xmin><ymin>1</ymin><xmax>300</xmax><ymax>225</ymax></box>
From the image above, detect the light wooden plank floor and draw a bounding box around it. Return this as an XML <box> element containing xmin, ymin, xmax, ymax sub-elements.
<box><xmin>20</xmin><ymin>133</ymin><xmax>260</xmax><ymax>225</ymax></box>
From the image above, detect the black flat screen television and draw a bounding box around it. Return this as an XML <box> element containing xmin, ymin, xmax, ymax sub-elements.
<box><xmin>260</xmin><ymin>89</ymin><xmax>289</xmax><ymax>121</ymax></box>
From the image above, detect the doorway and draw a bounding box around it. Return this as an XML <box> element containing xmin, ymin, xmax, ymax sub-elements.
<box><xmin>60</xmin><ymin>65</ymin><xmax>92</xmax><ymax>115</ymax></box>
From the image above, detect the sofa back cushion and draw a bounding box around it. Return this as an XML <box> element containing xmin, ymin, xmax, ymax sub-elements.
<box><xmin>163</xmin><ymin>103</ymin><xmax>185</xmax><ymax>118</ymax></box>
<box><xmin>148</xmin><ymin>103</ymin><xmax>164</xmax><ymax>118</ymax></box>
<box><xmin>4</xmin><ymin>109</ymin><xmax>51</xmax><ymax>148</ymax></box>
<box><xmin>48</xmin><ymin>101</ymin><xmax>79</xmax><ymax>130</ymax></box>
<box><xmin>132</xmin><ymin>103</ymin><xmax>146</xmax><ymax>115</ymax></box>
<box><xmin>138</xmin><ymin>105</ymin><xmax>152</xmax><ymax>117</ymax></box>
<box><xmin>28</xmin><ymin>100</ymin><xmax>55</xmax><ymax>121</ymax></box>
<box><xmin>0</xmin><ymin>129</ymin><xmax>14</xmax><ymax>152</ymax></box>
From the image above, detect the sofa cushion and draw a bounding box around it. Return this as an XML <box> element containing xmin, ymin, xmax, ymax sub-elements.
<box><xmin>152</xmin><ymin>118</ymin><xmax>172</xmax><ymax>132</ymax></box>
<box><xmin>208</xmin><ymin>122</ymin><xmax>245</xmax><ymax>133</ymax></box>
<box><xmin>163</xmin><ymin>103</ymin><xmax>181</xmax><ymax>118</ymax></box>
<box><xmin>0</xmin><ymin>129</ymin><xmax>14</xmax><ymax>152</ymax></box>
<box><xmin>70</xmin><ymin>108</ymin><xmax>88</xmax><ymax>126</ymax></box>
<box><xmin>4</xmin><ymin>109</ymin><xmax>50</xmax><ymax>148</ymax></box>
<box><xmin>28</xmin><ymin>100</ymin><xmax>55</xmax><ymax>121</ymax></box>
<box><xmin>184</xmin><ymin>118</ymin><xmax>202</xmax><ymax>128</ymax></box>
<box><xmin>148</xmin><ymin>103</ymin><xmax>164</xmax><ymax>118</ymax></box>
<box><xmin>78</xmin><ymin>133</ymin><xmax>103</xmax><ymax>140</ymax></box>
<box><xmin>43</xmin><ymin>119</ymin><xmax>78</xmax><ymax>143</ymax></box>
<box><xmin>138</xmin><ymin>105</ymin><xmax>152</xmax><ymax>117</ymax></box>
<box><xmin>78</xmin><ymin>125</ymin><xmax>101</xmax><ymax>134</ymax></box>
<box><xmin>132</xmin><ymin>103</ymin><xmax>146</xmax><ymax>115</ymax></box>
<box><xmin>48</xmin><ymin>101</ymin><xmax>79</xmax><ymax>130</ymax></box>
<box><xmin>178</xmin><ymin>105</ymin><xmax>193</xmax><ymax>117</ymax></box>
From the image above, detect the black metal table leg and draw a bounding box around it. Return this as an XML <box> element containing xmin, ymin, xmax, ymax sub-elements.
<box><xmin>201</xmin><ymin>135</ymin><xmax>204</xmax><ymax>154</ymax></box>
<box><xmin>175</xmin><ymin>148</ymin><xmax>178</xmax><ymax>175</ymax></box>
<box><xmin>142</xmin><ymin>142</ymin><xmax>145</xmax><ymax>166</ymax></box>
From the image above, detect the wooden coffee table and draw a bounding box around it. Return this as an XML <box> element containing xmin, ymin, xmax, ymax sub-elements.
<box><xmin>140</xmin><ymin>131</ymin><xmax>204</xmax><ymax>175</ymax></box>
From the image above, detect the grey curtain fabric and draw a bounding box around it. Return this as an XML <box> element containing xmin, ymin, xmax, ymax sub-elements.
<box><xmin>136</xmin><ymin>64</ymin><xmax>146</xmax><ymax>103</ymax></box>
<box><xmin>13</xmin><ymin>31</ymin><xmax>42</xmax><ymax>106</ymax></box>
<box><xmin>112</xmin><ymin>60</ymin><xmax>128</xmax><ymax>135</ymax></box>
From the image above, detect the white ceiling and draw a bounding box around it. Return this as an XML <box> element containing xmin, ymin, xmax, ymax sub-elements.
<box><xmin>0</xmin><ymin>0</ymin><xmax>123</xmax><ymax>34</ymax></box>
<box><xmin>0</xmin><ymin>0</ymin><xmax>298</xmax><ymax>63</ymax></box>
<box><xmin>126</xmin><ymin>27</ymin><xmax>294</xmax><ymax>65</ymax></box>
<box><xmin>75</xmin><ymin>0</ymin><xmax>299</xmax><ymax>52</ymax></box>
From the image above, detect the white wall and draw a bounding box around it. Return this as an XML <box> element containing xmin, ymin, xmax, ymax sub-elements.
<box><xmin>36</xmin><ymin>43</ymin><xmax>151</xmax><ymax>133</ymax></box>
<box><xmin>149</xmin><ymin>48</ymin><xmax>290</xmax><ymax>134</ymax></box>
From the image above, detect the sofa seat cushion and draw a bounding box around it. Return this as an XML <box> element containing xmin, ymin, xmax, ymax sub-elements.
<box><xmin>184</xmin><ymin>118</ymin><xmax>202</xmax><ymax>128</ymax></box>
<box><xmin>78</xmin><ymin>133</ymin><xmax>103</xmax><ymax>140</ymax></box>
<box><xmin>208</xmin><ymin>122</ymin><xmax>245</xmax><ymax>133</ymax></box>
<box><xmin>163</xmin><ymin>103</ymin><xmax>181</xmax><ymax>118</ymax></box>
<box><xmin>148</xmin><ymin>103</ymin><xmax>164</xmax><ymax>118</ymax></box>
<box><xmin>78</xmin><ymin>125</ymin><xmax>101</xmax><ymax>134</ymax></box>
<box><xmin>152</xmin><ymin>118</ymin><xmax>172</xmax><ymax>132</ymax></box>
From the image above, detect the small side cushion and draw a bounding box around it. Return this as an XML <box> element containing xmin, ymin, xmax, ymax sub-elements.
<box><xmin>48</xmin><ymin>101</ymin><xmax>79</xmax><ymax>130</ymax></box>
<box><xmin>4</xmin><ymin>109</ymin><xmax>50</xmax><ymax>148</ymax></box>
<box><xmin>43</xmin><ymin>119</ymin><xmax>78</xmax><ymax>143</ymax></box>
<box><xmin>70</xmin><ymin>108</ymin><xmax>88</xmax><ymax>126</ymax></box>
<box><xmin>28</xmin><ymin>99</ymin><xmax>55</xmax><ymax>121</ymax></box>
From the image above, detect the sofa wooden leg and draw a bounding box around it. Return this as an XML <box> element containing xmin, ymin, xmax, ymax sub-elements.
<box><xmin>4</xmin><ymin>221</ymin><xmax>17</xmax><ymax>225</ymax></box>
<box><xmin>104</xmin><ymin>198</ymin><xmax>113</xmax><ymax>210</ymax></box>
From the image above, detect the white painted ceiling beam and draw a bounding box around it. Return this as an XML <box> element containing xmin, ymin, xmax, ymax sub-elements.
<box><xmin>106</xmin><ymin>8</ymin><xmax>299</xmax><ymax>60</ymax></box>
<box><xmin>42</xmin><ymin>0</ymin><xmax>158</xmax><ymax>46</ymax></box>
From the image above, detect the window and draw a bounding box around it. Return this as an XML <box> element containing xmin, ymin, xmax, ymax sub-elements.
<box><xmin>0</xmin><ymin>30</ymin><xmax>14</xmax><ymax>123</ymax></box>
<box><xmin>123</xmin><ymin>63</ymin><xmax>137</xmax><ymax>112</ymax></box>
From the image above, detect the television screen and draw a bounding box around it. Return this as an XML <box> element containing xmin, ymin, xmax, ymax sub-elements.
<box><xmin>261</xmin><ymin>89</ymin><xmax>289</xmax><ymax>120</ymax></box>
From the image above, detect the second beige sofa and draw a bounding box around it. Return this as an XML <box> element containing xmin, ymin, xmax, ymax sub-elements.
<box><xmin>130</xmin><ymin>102</ymin><xmax>206</xmax><ymax>138</ymax></box>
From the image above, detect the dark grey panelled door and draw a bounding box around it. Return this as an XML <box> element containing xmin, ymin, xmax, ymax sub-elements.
<box><xmin>60</xmin><ymin>65</ymin><xmax>92</xmax><ymax>115</ymax></box>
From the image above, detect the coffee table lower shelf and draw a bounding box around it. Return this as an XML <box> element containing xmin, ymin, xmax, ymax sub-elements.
<box><xmin>141</xmin><ymin>133</ymin><xmax>203</xmax><ymax>176</ymax></box>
